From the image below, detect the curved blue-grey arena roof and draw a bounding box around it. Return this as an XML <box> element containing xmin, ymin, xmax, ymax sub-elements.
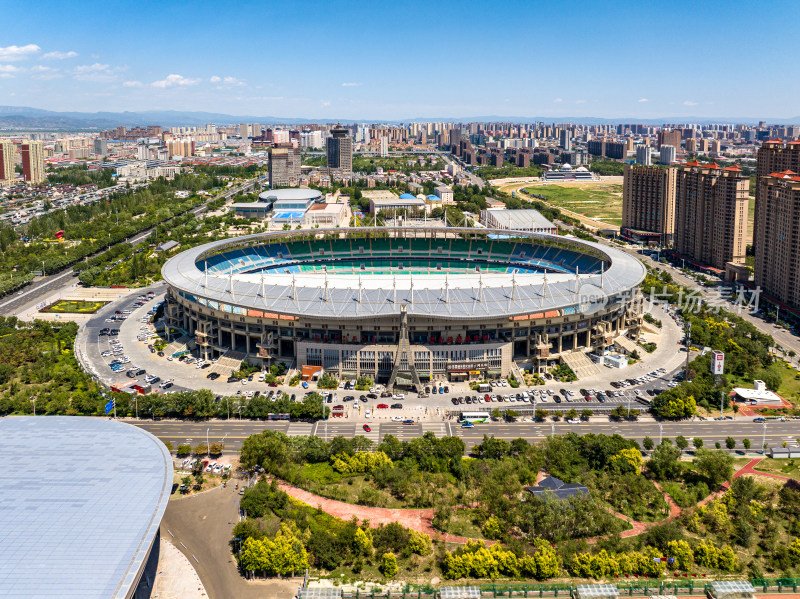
<box><xmin>0</xmin><ymin>417</ymin><xmax>172</xmax><ymax>599</ymax></box>
<box><xmin>162</xmin><ymin>227</ymin><xmax>646</xmax><ymax>320</ymax></box>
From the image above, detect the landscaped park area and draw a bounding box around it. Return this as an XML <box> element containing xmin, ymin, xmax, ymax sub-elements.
<box><xmin>231</xmin><ymin>429</ymin><xmax>800</xmax><ymax>587</ymax></box>
<box><xmin>40</xmin><ymin>299</ymin><xmax>109</xmax><ymax>314</ymax></box>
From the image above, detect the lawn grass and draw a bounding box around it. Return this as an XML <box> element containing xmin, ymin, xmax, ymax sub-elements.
<box><xmin>524</xmin><ymin>183</ymin><xmax>623</xmax><ymax>225</ymax></box>
<box><xmin>776</xmin><ymin>361</ymin><xmax>800</xmax><ymax>404</ymax></box>
<box><xmin>41</xmin><ymin>299</ymin><xmax>109</xmax><ymax>314</ymax></box>
<box><xmin>752</xmin><ymin>458</ymin><xmax>800</xmax><ymax>480</ymax></box>
<box><xmin>297</xmin><ymin>463</ymin><xmax>403</xmax><ymax>508</ymax></box>
<box><xmin>433</xmin><ymin>508</ymin><xmax>485</xmax><ymax>540</ymax></box>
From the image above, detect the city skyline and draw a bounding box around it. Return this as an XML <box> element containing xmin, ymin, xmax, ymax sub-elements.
<box><xmin>1</xmin><ymin>0</ymin><xmax>799</xmax><ymax>120</ymax></box>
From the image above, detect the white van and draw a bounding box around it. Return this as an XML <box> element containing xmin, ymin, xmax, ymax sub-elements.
<box><xmin>365</xmin><ymin>409</ymin><xmax>371</xmax><ymax>418</ymax></box>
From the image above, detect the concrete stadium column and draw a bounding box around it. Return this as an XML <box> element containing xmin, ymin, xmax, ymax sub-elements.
<box><xmin>557</xmin><ymin>329</ymin><xmax>563</xmax><ymax>354</ymax></box>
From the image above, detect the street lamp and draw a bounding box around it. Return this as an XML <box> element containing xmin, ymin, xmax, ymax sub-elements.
<box><xmin>207</xmin><ymin>428</ymin><xmax>210</xmax><ymax>453</ymax></box>
<box><xmin>659</xmin><ymin>422</ymin><xmax>663</xmax><ymax>445</ymax></box>
<box><xmin>762</xmin><ymin>422</ymin><xmax>767</xmax><ymax>456</ymax></box>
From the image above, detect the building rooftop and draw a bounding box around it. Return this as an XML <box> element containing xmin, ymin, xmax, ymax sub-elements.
<box><xmin>484</xmin><ymin>208</ymin><xmax>556</xmax><ymax>230</ymax></box>
<box><xmin>0</xmin><ymin>417</ymin><xmax>172</xmax><ymax>599</ymax></box>
<box><xmin>258</xmin><ymin>188</ymin><xmax>322</xmax><ymax>202</ymax></box>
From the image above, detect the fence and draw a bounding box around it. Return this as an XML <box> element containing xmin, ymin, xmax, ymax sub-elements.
<box><xmin>310</xmin><ymin>579</ymin><xmax>800</xmax><ymax>599</ymax></box>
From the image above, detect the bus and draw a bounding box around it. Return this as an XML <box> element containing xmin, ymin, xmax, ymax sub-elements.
<box><xmin>459</xmin><ymin>411</ymin><xmax>490</xmax><ymax>423</ymax></box>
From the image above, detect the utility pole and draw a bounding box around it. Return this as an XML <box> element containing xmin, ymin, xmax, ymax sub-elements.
<box><xmin>762</xmin><ymin>422</ymin><xmax>767</xmax><ymax>455</ymax></box>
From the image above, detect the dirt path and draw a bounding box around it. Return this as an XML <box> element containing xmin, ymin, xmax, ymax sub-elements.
<box><xmin>275</xmin><ymin>481</ymin><xmax>487</xmax><ymax>545</ymax></box>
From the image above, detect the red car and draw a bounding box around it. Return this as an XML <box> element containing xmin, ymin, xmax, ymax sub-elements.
<box><xmin>377</xmin><ymin>403</ymin><xmax>389</xmax><ymax>409</ymax></box>
<box><xmin>363</xmin><ymin>424</ymin><xmax>371</xmax><ymax>432</ymax></box>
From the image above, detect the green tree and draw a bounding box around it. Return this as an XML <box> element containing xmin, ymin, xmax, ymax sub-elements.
<box><xmin>380</xmin><ymin>552</ymin><xmax>398</xmax><ymax>577</ymax></box>
<box><xmin>648</xmin><ymin>442</ymin><xmax>682</xmax><ymax>481</ymax></box>
<box><xmin>743</xmin><ymin>438</ymin><xmax>751</xmax><ymax>450</ymax></box>
<box><xmin>193</xmin><ymin>442</ymin><xmax>208</xmax><ymax>456</ymax></box>
<box><xmin>176</xmin><ymin>443</ymin><xmax>191</xmax><ymax>457</ymax></box>
<box><xmin>694</xmin><ymin>448</ymin><xmax>734</xmax><ymax>487</ymax></box>
<box><xmin>675</xmin><ymin>436</ymin><xmax>689</xmax><ymax>454</ymax></box>
<box><xmin>642</xmin><ymin>436</ymin><xmax>655</xmax><ymax>451</ymax></box>
<box><xmin>693</xmin><ymin>437</ymin><xmax>704</xmax><ymax>450</ymax></box>
<box><xmin>667</xmin><ymin>539</ymin><xmax>694</xmax><ymax>571</ymax></box>
<box><xmin>581</xmin><ymin>409</ymin><xmax>593</xmax><ymax>420</ymax></box>
<box><xmin>725</xmin><ymin>436</ymin><xmax>736</xmax><ymax>451</ymax></box>
<box><xmin>209</xmin><ymin>441</ymin><xmax>223</xmax><ymax>456</ymax></box>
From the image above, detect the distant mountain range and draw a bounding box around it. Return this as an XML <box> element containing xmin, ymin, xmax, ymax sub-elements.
<box><xmin>0</xmin><ymin>105</ymin><xmax>798</xmax><ymax>130</ymax></box>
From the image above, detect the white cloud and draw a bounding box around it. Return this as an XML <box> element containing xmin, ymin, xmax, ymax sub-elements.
<box><xmin>341</xmin><ymin>82</ymin><xmax>362</xmax><ymax>87</ymax></box>
<box><xmin>210</xmin><ymin>75</ymin><xmax>245</xmax><ymax>88</ymax></box>
<box><xmin>321</xmin><ymin>100</ymin><xmax>331</xmax><ymax>107</ymax></box>
<box><xmin>0</xmin><ymin>64</ymin><xmax>21</xmax><ymax>74</ymax></box>
<box><xmin>0</xmin><ymin>44</ymin><xmax>40</xmax><ymax>61</ymax></box>
<box><xmin>72</xmin><ymin>62</ymin><xmax>121</xmax><ymax>81</ymax></box>
<box><xmin>42</xmin><ymin>50</ymin><xmax>77</xmax><ymax>60</ymax></box>
<box><xmin>30</xmin><ymin>65</ymin><xmax>61</xmax><ymax>80</ymax></box>
<box><xmin>553</xmin><ymin>98</ymin><xmax>563</xmax><ymax>103</ymax></box>
<box><xmin>123</xmin><ymin>80</ymin><xmax>144</xmax><ymax>87</ymax></box>
<box><xmin>75</xmin><ymin>62</ymin><xmax>110</xmax><ymax>73</ymax></box>
<box><xmin>683</xmin><ymin>100</ymin><xmax>698</xmax><ymax>106</ymax></box>
<box><xmin>151</xmin><ymin>73</ymin><xmax>200</xmax><ymax>88</ymax></box>
<box><xmin>575</xmin><ymin>99</ymin><xmax>586</xmax><ymax>104</ymax></box>
<box><xmin>638</xmin><ymin>98</ymin><xmax>648</xmax><ymax>103</ymax></box>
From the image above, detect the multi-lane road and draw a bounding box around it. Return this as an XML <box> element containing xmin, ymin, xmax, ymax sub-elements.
<box><xmin>0</xmin><ymin>177</ymin><xmax>261</xmax><ymax>317</ymax></box>
<box><xmin>130</xmin><ymin>418</ymin><xmax>798</xmax><ymax>454</ymax></box>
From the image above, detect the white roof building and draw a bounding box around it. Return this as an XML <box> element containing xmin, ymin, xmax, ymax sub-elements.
<box><xmin>733</xmin><ymin>380</ymin><xmax>782</xmax><ymax>404</ymax></box>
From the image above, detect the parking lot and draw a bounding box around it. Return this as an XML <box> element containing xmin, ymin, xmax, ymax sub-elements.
<box><xmin>78</xmin><ymin>290</ymin><xmax>688</xmax><ymax>424</ymax></box>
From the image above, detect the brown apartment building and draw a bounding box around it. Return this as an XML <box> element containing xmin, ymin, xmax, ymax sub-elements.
<box><xmin>657</xmin><ymin>129</ymin><xmax>682</xmax><ymax>150</ymax></box>
<box><xmin>621</xmin><ymin>164</ymin><xmax>677</xmax><ymax>246</ymax></box>
<box><xmin>755</xmin><ymin>171</ymin><xmax>800</xmax><ymax>309</ymax></box>
<box><xmin>754</xmin><ymin>140</ymin><xmax>800</xmax><ymax>257</ymax></box>
<box><xmin>674</xmin><ymin>161</ymin><xmax>749</xmax><ymax>271</ymax></box>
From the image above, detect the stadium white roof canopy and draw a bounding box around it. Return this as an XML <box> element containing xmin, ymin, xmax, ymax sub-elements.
<box><xmin>0</xmin><ymin>417</ymin><xmax>172</xmax><ymax>598</ymax></box>
<box><xmin>162</xmin><ymin>226</ymin><xmax>646</xmax><ymax>320</ymax></box>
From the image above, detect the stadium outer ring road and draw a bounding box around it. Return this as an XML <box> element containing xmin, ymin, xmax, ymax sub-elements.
<box><xmin>161</xmin><ymin>226</ymin><xmax>646</xmax><ymax>381</ymax></box>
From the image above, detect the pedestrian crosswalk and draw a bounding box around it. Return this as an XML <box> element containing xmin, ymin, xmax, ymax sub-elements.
<box><xmin>361</xmin><ymin>427</ymin><xmax>381</xmax><ymax>444</ymax></box>
<box><xmin>287</xmin><ymin>422</ymin><xmax>314</xmax><ymax>437</ymax></box>
<box><xmin>421</xmin><ymin>422</ymin><xmax>446</xmax><ymax>437</ymax></box>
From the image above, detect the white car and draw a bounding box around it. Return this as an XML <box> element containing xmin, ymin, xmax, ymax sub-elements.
<box><xmin>567</xmin><ymin>419</ymin><xmax>581</xmax><ymax>424</ymax></box>
<box><xmin>393</xmin><ymin>393</ymin><xmax>404</xmax><ymax>400</ymax></box>
<box><xmin>391</xmin><ymin>416</ymin><xmax>403</xmax><ymax>422</ymax></box>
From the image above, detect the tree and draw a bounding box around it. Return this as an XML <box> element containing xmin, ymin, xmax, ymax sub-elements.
<box><xmin>725</xmin><ymin>437</ymin><xmax>736</xmax><ymax>451</ymax></box>
<box><xmin>643</xmin><ymin>436</ymin><xmax>655</xmax><ymax>451</ymax></box>
<box><xmin>581</xmin><ymin>409</ymin><xmax>593</xmax><ymax>420</ymax></box>
<box><xmin>675</xmin><ymin>436</ymin><xmax>689</xmax><ymax>454</ymax></box>
<box><xmin>694</xmin><ymin>448</ymin><xmax>734</xmax><ymax>487</ymax></box>
<box><xmin>743</xmin><ymin>438</ymin><xmax>751</xmax><ymax>450</ymax></box>
<box><xmin>209</xmin><ymin>441</ymin><xmax>223</xmax><ymax>456</ymax></box>
<box><xmin>648</xmin><ymin>442</ymin><xmax>682</xmax><ymax>481</ymax></box>
<box><xmin>651</xmin><ymin>389</ymin><xmax>697</xmax><ymax>419</ymax></box>
<box><xmin>667</xmin><ymin>539</ymin><xmax>694</xmax><ymax>571</ymax></box>
<box><xmin>380</xmin><ymin>552</ymin><xmax>398</xmax><ymax>577</ymax></box>
<box><xmin>474</xmin><ymin>434</ymin><xmax>510</xmax><ymax>459</ymax></box>
<box><xmin>566</xmin><ymin>408</ymin><xmax>578</xmax><ymax>420</ymax></box>
<box><xmin>193</xmin><ymin>442</ymin><xmax>208</xmax><ymax>456</ymax></box>
<box><xmin>693</xmin><ymin>437</ymin><xmax>704</xmax><ymax>450</ymax></box>
<box><xmin>176</xmin><ymin>443</ymin><xmax>191</xmax><ymax>457</ymax></box>
<box><xmin>163</xmin><ymin>440</ymin><xmax>174</xmax><ymax>452</ymax></box>
<box><xmin>535</xmin><ymin>409</ymin><xmax>549</xmax><ymax>422</ymax></box>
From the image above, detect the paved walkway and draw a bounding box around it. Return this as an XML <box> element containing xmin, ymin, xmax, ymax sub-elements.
<box><xmin>144</xmin><ymin>539</ymin><xmax>208</xmax><ymax>599</ymax></box>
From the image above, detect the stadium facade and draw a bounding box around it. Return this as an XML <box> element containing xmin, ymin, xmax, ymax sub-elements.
<box><xmin>162</xmin><ymin>227</ymin><xmax>645</xmax><ymax>388</ymax></box>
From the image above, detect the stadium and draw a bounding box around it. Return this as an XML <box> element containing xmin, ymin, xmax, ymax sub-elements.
<box><xmin>162</xmin><ymin>226</ymin><xmax>646</xmax><ymax>389</ymax></box>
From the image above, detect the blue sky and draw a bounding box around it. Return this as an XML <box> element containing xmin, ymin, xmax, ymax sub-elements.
<box><xmin>0</xmin><ymin>0</ymin><xmax>798</xmax><ymax>120</ymax></box>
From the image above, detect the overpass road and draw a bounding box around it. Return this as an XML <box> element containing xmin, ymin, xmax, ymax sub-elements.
<box><xmin>129</xmin><ymin>418</ymin><xmax>799</xmax><ymax>454</ymax></box>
